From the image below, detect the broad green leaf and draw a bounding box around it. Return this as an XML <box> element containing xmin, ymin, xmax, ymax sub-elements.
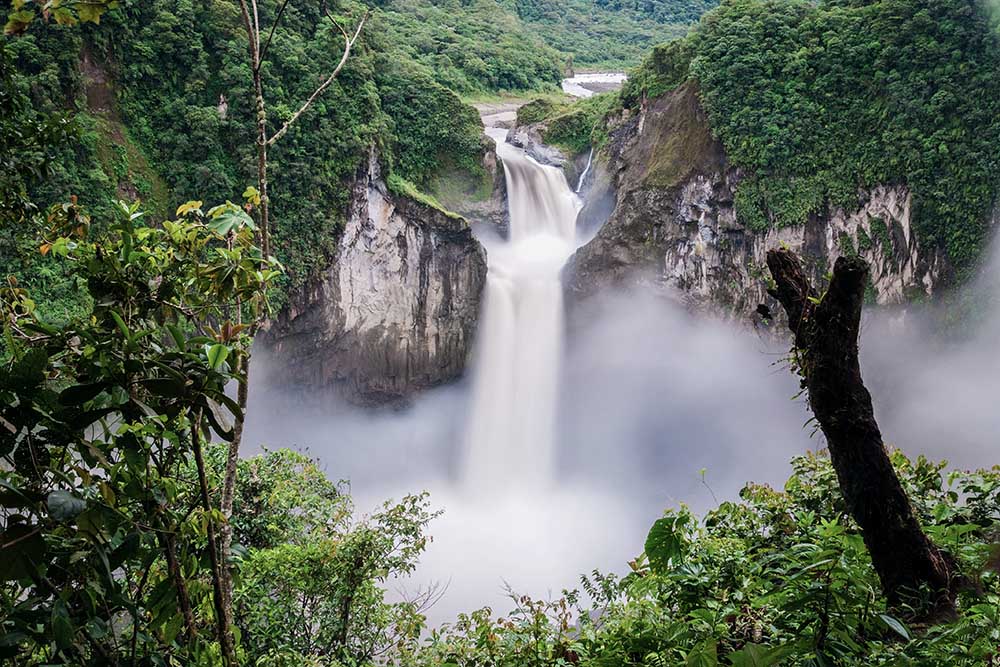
<box><xmin>5</xmin><ymin>348</ymin><xmax>47</xmax><ymax>392</ymax></box>
<box><xmin>686</xmin><ymin>639</ymin><xmax>718</xmax><ymax>667</ymax></box>
<box><xmin>175</xmin><ymin>200</ymin><xmax>203</xmax><ymax>217</ymax></box>
<box><xmin>878</xmin><ymin>613</ymin><xmax>910</xmax><ymax>641</ymax></box>
<box><xmin>729</xmin><ymin>643</ymin><xmax>795</xmax><ymax>667</ymax></box>
<box><xmin>76</xmin><ymin>0</ymin><xmax>118</xmax><ymax>24</ymax></box>
<box><xmin>206</xmin><ymin>343</ymin><xmax>230</xmax><ymax>370</ymax></box>
<box><xmin>645</xmin><ymin>514</ymin><xmax>688</xmax><ymax>574</ymax></box>
<box><xmin>206</xmin><ymin>201</ymin><xmax>256</xmax><ymax>236</ymax></box>
<box><xmin>51</xmin><ymin>599</ymin><xmax>74</xmax><ymax>650</ymax></box>
<box><xmin>3</xmin><ymin>9</ymin><xmax>34</xmax><ymax>35</ymax></box>
<box><xmin>242</xmin><ymin>185</ymin><xmax>261</xmax><ymax>206</ymax></box>
<box><xmin>58</xmin><ymin>382</ymin><xmax>108</xmax><ymax>406</ymax></box>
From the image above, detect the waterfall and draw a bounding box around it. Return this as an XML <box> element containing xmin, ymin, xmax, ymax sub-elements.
<box><xmin>462</xmin><ymin>129</ymin><xmax>582</xmax><ymax>491</ymax></box>
<box><xmin>575</xmin><ymin>147</ymin><xmax>594</xmax><ymax>193</ymax></box>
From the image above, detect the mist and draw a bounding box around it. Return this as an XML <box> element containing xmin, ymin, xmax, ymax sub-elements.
<box><xmin>242</xmin><ymin>234</ymin><xmax>999</xmax><ymax>624</ymax></box>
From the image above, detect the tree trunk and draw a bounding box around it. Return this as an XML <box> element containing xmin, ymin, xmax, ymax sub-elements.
<box><xmin>191</xmin><ymin>411</ymin><xmax>238</xmax><ymax>665</ymax></box>
<box><xmin>219</xmin><ymin>352</ymin><xmax>249</xmax><ymax>619</ymax></box>
<box><xmin>159</xmin><ymin>530</ymin><xmax>197</xmax><ymax>641</ymax></box>
<box><xmin>765</xmin><ymin>249</ymin><xmax>958</xmax><ymax>621</ymax></box>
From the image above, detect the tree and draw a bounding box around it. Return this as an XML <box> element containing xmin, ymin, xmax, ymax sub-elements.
<box><xmin>216</xmin><ymin>0</ymin><xmax>368</xmax><ymax>644</ymax></box>
<box><xmin>235</xmin><ymin>0</ymin><xmax>368</xmax><ymax>261</ymax></box>
<box><xmin>764</xmin><ymin>248</ymin><xmax>959</xmax><ymax>621</ymax></box>
<box><xmin>225</xmin><ymin>450</ymin><xmax>435</xmax><ymax>665</ymax></box>
<box><xmin>0</xmin><ymin>196</ymin><xmax>280</xmax><ymax>665</ymax></box>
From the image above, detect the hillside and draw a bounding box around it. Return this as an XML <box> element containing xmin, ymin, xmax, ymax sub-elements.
<box><xmin>539</xmin><ymin>0</ymin><xmax>1000</xmax><ymax>312</ymax></box>
<box><xmin>0</xmin><ymin>0</ymin><xmax>558</xmax><ymax>319</ymax></box>
<box><xmin>511</xmin><ymin>0</ymin><xmax>717</xmax><ymax>68</ymax></box>
<box><xmin>1</xmin><ymin>0</ymin><xmax>999</xmax><ymax>665</ymax></box>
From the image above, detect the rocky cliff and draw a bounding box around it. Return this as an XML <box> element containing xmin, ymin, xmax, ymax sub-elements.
<box><xmin>262</xmin><ymin>152</ymin><xmax>487</xmax><ymax>405</ymax></box>
<box><xmin>565</xmin><ymin>82</ymin><xmax>966</xmax><ymax>318</ymax></box>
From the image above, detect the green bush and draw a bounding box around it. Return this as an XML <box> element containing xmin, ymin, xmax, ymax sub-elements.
<box><xmin>405</xmin><ymin>451</ymin><xmax>1000</xmax><ymax>666</ymax></box>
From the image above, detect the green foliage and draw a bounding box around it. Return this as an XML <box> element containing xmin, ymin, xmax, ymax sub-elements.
<box><xmin>375</xmin><ymin>55</ymin><xmax>489</xmax><ymax>187</ymax></box>
<box><xmin>511</xmin><ymin>0</ymin><xmax>715</xmax><ymax>69</ymax></box>
<box><xmin>3</xmin><ymin>0</ymin><xmax>117</xmax><ymax>35</ymax></box>
<box><xmin>0</xmin><ymin>197</ymin><xmax>279</xmax><ymax>664</ymax></box>
<box><xmin>387</xmin><ymin>173</ymin><xmax>464</xmax><ymax>220</ymax></box>
<box><xmin>686</xmin><ymin>0</ymin><xmax>1000</xmax><ymax>273</ymax></box>
<box><xmin>539</xmin><ymin>92</ymin><xmax>618</xmax><ymax>155</ymax></box>
<box><xmin>224</xmin><ymin>449</ymin><xmax>435</xmax><ymax>666</ymax></box>
<box><xmin>516</xmin><ymin>97</ymin><xmax>564</xmax><ymax>126</ymax></box>
<box><xmin>405</xmin><ymin>451</ymin><xmax>1000</xmax><ymax>666</ymax></box>
<box><xmin>373</xmin><ymin>0</ymin><xmax>562</xmax><ymax>93</ymax></box>
<box><xmin>0</xmin><ymin>0</ymin><xmax>506</xmax><ymax>314</ymax></box>
<box><xmin>620</xmin><ymin>37</ymin><xmax>694</xmax><ymax>110</ymax></box>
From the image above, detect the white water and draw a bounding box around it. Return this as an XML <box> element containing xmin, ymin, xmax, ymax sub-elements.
<box><xmin>561</xmin><ymin>72</ymin><xmax>627</xmax><ymax>98</ymax></box>
<box><xmin>576</xmin><ymin>147</ymin><xmax>594</xmax><ymax>193</ymax></box>
<box><xmin>461</xmin><ymin>128</ymin><xmax>583</xmax><ymax>491</ymax></box>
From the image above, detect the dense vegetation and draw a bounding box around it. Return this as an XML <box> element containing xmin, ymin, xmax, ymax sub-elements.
<box><xmin>526</xmin><ymin>0</ymin><xmax>1000</xmax><ymax>275</ymax></box>
<box><xmin>691</xmin><ymin>0</ymin><xmax>1000</xmax><ymax>273</ymax></box>
<box><xmin>0</xmin><ymin>0</ymin><xmax>720</xmax><ymax>321</ymax></box>
<box><xmin>510</xmin><ymin>0</ymin><xmax>716</xmax><ymax>68</ymax></box>
<box><xmin>5</xmin><ymin>262</ymin><xmax>998</xmax><ymax>666</ymax></box>
<box><xmin>517</xmin><ymin>92</ymin><xmax>619</xmax><ymax>155</ymax></box>
<box><xmin>3</xmin><ymin>1</ymin><xmax>998</xmax><ymax>665</ymax></box>
<box><xmin>624</xmin><ymin>0</ymin><xmax>1000</xmax><ymax>274</ymax></box>
<box><xmin>406</xmin><ymin>452</ymin><xmax>999</xmax><ymax>666</ymax></box>
<box><xmin>2</xmin><ymin>198</ymin><xmax>996</xmax><ymax>662</ymax></box>
<box><xmin>0</xmin><ymin>0</ymin><xmax>560</xmax><ymax>319</ymax></box>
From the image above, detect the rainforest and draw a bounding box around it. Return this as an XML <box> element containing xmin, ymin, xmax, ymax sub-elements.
<box><xmin>1</xmin><ymin>0</ymin><xmax>999</xmax><ymax>665</ymax></box>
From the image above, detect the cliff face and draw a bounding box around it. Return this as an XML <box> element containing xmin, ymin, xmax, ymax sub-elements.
<box><xmin>263</xmin><ymin>152</ymin><xmax>487</xmax><ymax>405</ymax></box>
<box><xmin>566</xmin><ymin>82</ymin><xmax>953</xmax><ymax>317</ymax></box>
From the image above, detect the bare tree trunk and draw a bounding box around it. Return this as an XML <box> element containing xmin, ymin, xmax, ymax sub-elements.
<box><xmin>765</xmin><ymin>249</ymin><xmax>958</xmax><ymax>621</ymax></box>
<box><xmin>191</xmin><ymin>411</ymin><xmax>237</xmax><ymax>665</ymax></box>
<box><xmin>254</xmin><ymin>88</ymin><xmax>270</xmax><ymax>260</ymax></box>
<box><xmin>219</xmin><ymin>351</ymin><xmax>249</xmax><ymax>618</ymax></box>
<box><xmin>159</xmin><ymin>531</ymin><xmax>197</xmax><ymax>641</ymax></box>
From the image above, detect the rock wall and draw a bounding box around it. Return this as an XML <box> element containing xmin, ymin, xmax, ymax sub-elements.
<box><xmin>566</xmin><ymin>82</ymin><xmax>954</xmax><ymax>319</ymax></box>
<box><xmin>262</xmin><ymin>151</ymin><xmax>487</xmax><ymax>405</ymax></box>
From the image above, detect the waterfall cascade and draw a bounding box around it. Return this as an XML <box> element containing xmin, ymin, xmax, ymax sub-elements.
<box><xmin>462</xmin><ymin>128</ymin><xmax>583</xmax><ymax>491</ymax></box>
<box><xmin>576</xmin><ymin>148</ymin><xmax>594</xmax><ymax>193</ymax></box>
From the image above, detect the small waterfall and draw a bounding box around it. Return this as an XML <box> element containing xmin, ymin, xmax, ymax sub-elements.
<box><xmin>575</xmin><ymin>148</ymin><xmax>594</xmax><ymax>194</ymax></box>
<box><xmin>462</xmin><ymin>129</ymin><xmax>582</xmax><ymax>491</ymax></box>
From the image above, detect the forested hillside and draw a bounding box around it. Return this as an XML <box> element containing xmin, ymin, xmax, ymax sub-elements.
<box><xmin>0</xmin><ymin>0</ymin><xmax>561</xmax><ymax>321</ymax></box>
<box><xmin>510</xmin><ymin>0</ymin><xmax>716</xmax><ymax>67</ymax></box>
<box><xmin>0</xmin><ymin>0</ymin><xmax>723</xmax><ymax>323</ymax></box>
<box><xmin>3</xmin><ymin>0</ymin><xmax>998</xmax><ymax>665</ymax></box>
<box><xmin>551</xmin><ymin>0</ymin><xmax>1000</xmax><ymax>278</ymax></box>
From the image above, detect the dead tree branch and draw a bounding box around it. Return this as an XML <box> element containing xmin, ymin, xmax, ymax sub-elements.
<box><xmin>765</xmin><ymin>248</ymin><xmax>960</xmax><ymax>622</ymax></box>
<box><xmin>266</xmin><ymin>9</ymin><xmax>368</xmax><ymax>147</ymax></box>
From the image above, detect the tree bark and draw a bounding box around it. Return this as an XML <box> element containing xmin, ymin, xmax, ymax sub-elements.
<box><xmin>191</xmin><ymin>411</ymin><xmax>237</xmax><ymax>665</ymax></box>
<box><xmin>218</xmin><ymin>351</ymin><xmax>248</xmax><ymax>618</ymax></box>
<box><xmin>159</xmin><ymin>531</ymin><xmax>197</xmax><ymax>641</ymax></box>
<box><xmin>765</xmin><ymin>249</ymin><xmax>958</xmax><ymax>621</ymax></box>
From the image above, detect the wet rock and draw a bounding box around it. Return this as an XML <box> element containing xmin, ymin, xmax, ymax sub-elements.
<box><xmin>566</xmin><ymin>81</ymin><xmax>954</xmax><ymax>322</ymax></box>
<box><xmin>262</xmin><ymin>151</ymin><xmax>487</xmax><ymax>406</ymax></box>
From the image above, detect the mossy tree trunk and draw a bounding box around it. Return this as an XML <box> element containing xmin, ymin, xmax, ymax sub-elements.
<box><xmin>765</xmin><ymin>249</ymin><xmax>958</xmax><ymax>621</ymax></box>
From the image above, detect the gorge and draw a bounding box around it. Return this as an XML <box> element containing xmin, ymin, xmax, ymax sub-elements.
<box><xmin>3</xmin><ymin>0</ymin><xmax>999</xmax><ymax>662</ymax></box>
<box><xmin>243</xmin><ymin>74</ymin><xmax>1000</xmax><ymax>622</ymax></box>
